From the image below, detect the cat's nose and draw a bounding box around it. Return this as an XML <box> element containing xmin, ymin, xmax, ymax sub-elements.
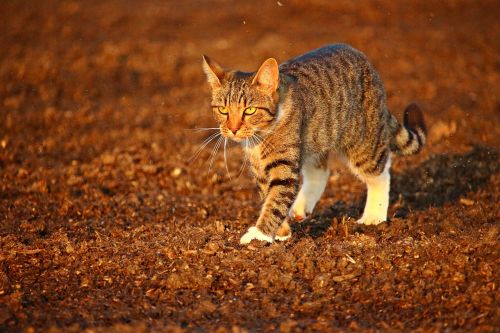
<box><xmin>227</xmin><ymin>119</ymin><xmax>241</xmax><ymax>135</ymax></box>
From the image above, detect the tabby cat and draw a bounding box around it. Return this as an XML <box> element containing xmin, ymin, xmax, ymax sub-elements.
<box><xmin>201</xmin><ymin>44</ymin><xmax>426</xmax><ymax>244</ymax></box>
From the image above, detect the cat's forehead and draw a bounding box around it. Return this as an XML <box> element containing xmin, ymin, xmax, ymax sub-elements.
<box><xmin>213</xmin><ymin>74</ymin><xmax>254</xmax><ymax>105</ymax></box>
<box><xmin>222</xmin><ymin>76</ymin><xmax>250</xmax><ymax>92</ymax></box>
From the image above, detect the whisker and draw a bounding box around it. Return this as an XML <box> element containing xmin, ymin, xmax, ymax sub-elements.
<box><xmin>208</xmin><ymin>136</ymin><xmax>224</xmax><ymax>173</ymax></box>
<box><xmin>188</xmin><ymin>127</ymin><xmax>220</xmax><ymax>132</ymax></box>
<box><xmin>253</xmin><ymin>134</ymin><xmax>264</xmax><ymax>148</ymax></box>
<box><xmin>255</xmin><ymin>133</ymin><xmax>267</xmax><ymax>142</ymax></box>
<box><xmin>191</xmin><ymin>132</ymin><xmax>221</xmax><ymax>161</ymax></box>
<box><xmin>252</xmin><ymin>135</ymin><xmax>263</xmax><ymax>147</ymax></box>
<box><xmin>238</xmin><ymin>139</ymin><xmax>249</xmax><ymax>178</ymax></box>
<box><xmin>248</xmin><ymin>136</ymin><xmax>256</xmax><ymax>149</ymax></box>
<box><xmin>255</xmin><ymin>133</ymin><xmax>276</xmax><ymax>152</ymax></box>
<box><xmin>257</xmin><ymin>129</ymin><xmax>274</xmax><ymax>135</ymax></box>
<box><xmin>189</xmin><ymin>132</ymin><xmax>221</xmax><ymax>162</ymax></box>
<box><xmin>224</xmin><ymin>138</ymin><xmax>231</xmax><ymax>180</ymax></box>
<box><xmin>250</xmin><ymin>136</ymin><xmax>259</xmax><ymax>149</ymax></box>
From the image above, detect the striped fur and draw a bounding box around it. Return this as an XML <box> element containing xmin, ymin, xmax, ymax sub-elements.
<box><xmin>202</xmin><ymin>44</ymin><xmax>426</xmax><ymax>244</ymax></box>
<box><xmin>389</xmin><ymin>103</ymin><xmax>427</xmax><ymax>156</ymax></box>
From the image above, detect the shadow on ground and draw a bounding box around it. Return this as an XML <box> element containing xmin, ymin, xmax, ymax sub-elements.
<box><xmin>391</xmin><ymin>145</ymin><xmax>498</xmax><ymax>209</ymax></box>
<box><xmin>294</xmin><ymin>145</ymin><xmax>498</xmax><ymax>238</ymax></box>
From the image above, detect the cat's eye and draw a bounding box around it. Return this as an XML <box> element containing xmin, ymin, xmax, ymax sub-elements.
<box><xmin>218</xmin><ymin>106</ymin><xmax>228</xmax><ymax>115</ymax></box>
<box><xmin>244</xmin><ymin>107</ymin><xmax>257</xmax><ymax>115</ymax></box>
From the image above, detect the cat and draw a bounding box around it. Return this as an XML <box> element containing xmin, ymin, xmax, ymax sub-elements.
<box><xmin>201</xmin><ymin>44</ymin><xmax>426</xmax><ymax>244</ymax></box>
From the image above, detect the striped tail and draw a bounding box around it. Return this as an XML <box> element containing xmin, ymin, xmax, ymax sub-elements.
<box><xmin>389</xmin><ymin>103</ymin><xmax>427</xmax><ymax>156</ymax></box>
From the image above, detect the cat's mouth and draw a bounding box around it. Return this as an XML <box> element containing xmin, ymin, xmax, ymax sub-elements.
<box><xmin>222</xmin><ymin>130</ymin><xmax>255</xmax><ymax>142</ymax></box>
<box><xmin>226</xmin><ymin>135</ymin><xmax>248</xmax><ymax>143</ymax></box>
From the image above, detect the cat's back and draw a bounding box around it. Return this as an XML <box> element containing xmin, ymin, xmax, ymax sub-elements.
<box><xmin>277</xmin><ymin>44</ymin><xmax>385</xmax><ymax>153</ymax></box>
<box><xmin>279</xmin><ymin>43</ymin><xmax>368</xmax><ymax>78</ymax></box>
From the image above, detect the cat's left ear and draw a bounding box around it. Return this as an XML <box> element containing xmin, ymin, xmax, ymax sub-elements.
<box><xmin>252</xmin><ymin>58</ymin><xmax>279</xmax><ymax>94</ymax></box>
<box><xmin>202</xmin><ymin>55</ymin><xmax>225</xmax><ymax>89</ymax></box>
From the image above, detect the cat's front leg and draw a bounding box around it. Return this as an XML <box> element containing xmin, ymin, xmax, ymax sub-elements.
<box><xmin>240</xmin><ymin>182</ymin><xmax>299</xmax><ymax>244</ymax></box>
<box><xmin>239</xmin><ymin>219</ymin><xmax>292</xmax><ymax>244</ymax></box>
<box><xmin>240</xmin><ymin>144</ymin><xmax>300</xmax><ymax>244</ymax></box>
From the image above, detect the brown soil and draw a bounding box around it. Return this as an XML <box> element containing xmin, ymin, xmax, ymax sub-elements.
<box><xmin>1</xmin><ymin>1</ymin><xmax>499</xmax><ymax>332</ymax></box>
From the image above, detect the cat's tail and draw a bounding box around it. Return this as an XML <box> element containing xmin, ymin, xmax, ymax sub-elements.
<box><xmin>389</xmin><ymin>103</ymin><xmax>427</xmax><ymax>156</ymax></box>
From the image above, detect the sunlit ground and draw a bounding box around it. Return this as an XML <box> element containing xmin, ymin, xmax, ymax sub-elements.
<box><xmin>0</xmin><ymin>1</ymin><xmax>498</xmax><ymax>332</ymax></box>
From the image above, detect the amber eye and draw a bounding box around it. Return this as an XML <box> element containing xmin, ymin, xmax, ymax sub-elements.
<box><xmin>218</xmin><ymin>106</ymin><xmax>228</xmax><ymax>115</ymax></box>
<box><xmin>244</xmin><ymin>107</ymin><xmax>257</xmax><ymax>115</ymax></box>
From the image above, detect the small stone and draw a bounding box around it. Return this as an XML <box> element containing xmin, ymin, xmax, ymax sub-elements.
<box><xmin>207</xmin><ymin>242</ymin><xmax>219</xmax><ymax>252</ymax></box>
<box><xmin>312</xmin><ymin>273</ymin><xmax>330</xmax><ymax>290</ymax></box>
<box><xmin>145</xmin><ymin>288</ymin><xmax>155</xmax><ymax>298</ymax></box>
<box><xmin>171</xmin><ymin>167</ymin><xmax>182</xmax><ymax>177</ymax></box>
<box><xmin>162</xmin><ymin>248</ymin><xmax>176</xmax><ymax>259</ymax></box>
<box><xmin>348</xmin><ymin>321</ymin><xmax>359</xmax><ymax>330</ymax></box>
<box><xmin>17</xmin><ymin>168</ymin><xmax>29</xmax><ymax>178</ymax></box>
<box><xmin>197</xmin><ymin>300</ymin><xmax>217</xmax><ymax>313</ymax></box>
<box><xmin>66</xmin><ymin>175</ymin><xmax>84</xmax><ymax>186</ymax></box>
<box><xmin>422</xmin><ymin>269</ymin><xmax>435</xmax><ymax>278</ymax></box>
<box><xmin>101</xmin><ymin>153</ymin><xmax>116</xmax><ymax>165</ymax></box>
<box><xmin>279</xmin><ymin>320</ymin><xmax>297</xmax><ymax>333</ymax></box>
<box><xmin>80</xmin><ymin>278</ymin><xmax>90</xmax><ymax>287</ymax></box>
<box><xmin>459</xmin><ymin>198</ymin><xmax>474</xmax><ymax>206</ymax></box>
<box><xmin>31</xmin><ymin>180</ymin><xmax>48</xmax><ymax>193</ymax></box>
<box><xmin>452</xmin><ymin>272</ymin><xmax>465</xmax><ymax>283</ymax></box>
<box><xmin>331</xmin><ymin>272</ymin><xmax>359</xmax><ymax>282</ymax></box>
<box><xmin>215</xmin><ymin>220</ymin><xmax>225</xmax><ymax>233</ymax></box>
<box><xmin>65</xmin><ymin>244</ymin><xmax>74</xmax><ymax>254</ymax></box>
<box><xmin>141</xmin><ymin>164</ymin><xmax>158</xmax><ymax>174</ymax></box>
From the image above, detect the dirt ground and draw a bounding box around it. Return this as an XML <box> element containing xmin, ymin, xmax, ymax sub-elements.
<box><xmin>1</xmin><ymin>0</ymin><xmax>499</xmax><ymax>332</ymax></box>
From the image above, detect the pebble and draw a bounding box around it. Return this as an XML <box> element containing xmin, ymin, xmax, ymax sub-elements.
<box><xmin>171</xmin><ymin>167</ymin><xmax>182</xmax><ymax>177</ymax></box>
<box><xmin>66</xmin><ymin>175</ymin><xmax>84</xmax><ymax>186</ymax></box>
<box><xmin>215</xmin><ymin>220</ymin><xmax>225</xmax><ymax>233</ymax></box>
<box><xmin>101</xmin><ymin>153</ymin><xmax>116</xmax><ymax>165</ymax></box>
<box><xmin>459</xmin><ymin>198</ymin><xmax>474</xmax><ymax>206</ymax></box>
<box><xmin>141</xmin><ymin>164</ymin><xmax>158</xmax><ymax>174</ymax></box>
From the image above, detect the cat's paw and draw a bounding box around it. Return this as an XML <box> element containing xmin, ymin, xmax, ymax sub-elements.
<box><xmin>292</xmin><ymin>212</ymin><xmax>305</xmax><ymax>221</ymax></box>
<box><xmin>240</xmin><ymin>227</ymin><xmax>274</xmax><ymax>244</ymax></box>
<box><xmin>356</xmin><ymin>214</ymin><xmax>386</xmax><ymax>225</ymax></box>
<box><xmin>290</xmin><ymin>199</ymin><xmax>308</xmax><ymax>221</ymax></box>
<box><xmin>275</xmin><ymin>221</ymin><xmax>292</xmax><ymax>242</ymax></box>
<box><xmin>275</xmin><ymin>233</ymin><xmax>291</xmax><ymax>241</ymax></box>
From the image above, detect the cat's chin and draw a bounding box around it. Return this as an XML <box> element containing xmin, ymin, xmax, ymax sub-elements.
<box><xmin>227</xmin><ymin>136</ymin><xmax>243</xmax><ymax>143</ymax></box>
<box><xmin>226</xmin><ymin>136</ymin><xmax>252</xmax><ymax>143</ymax></box>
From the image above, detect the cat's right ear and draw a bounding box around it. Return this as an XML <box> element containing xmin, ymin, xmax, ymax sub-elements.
<box><xmin>202</xmin><ymin>55</ymin><xmax>225</xmax><ymax>89</ymax></box>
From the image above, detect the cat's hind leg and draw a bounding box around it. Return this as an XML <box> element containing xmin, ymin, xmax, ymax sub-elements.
<box><xmin>275</xmin><ymin>220</ymin><xmax>292</xmax><ymax>241</ymax></box>
<box><xmin>290</xmin><ymin>155</ymin><xmax>330</xmax><ymax>221</ymax></box>
<box><xmin>353</xmin><ymin>152</ymin><xmax>391</xmax><ymax>225</ymax></box>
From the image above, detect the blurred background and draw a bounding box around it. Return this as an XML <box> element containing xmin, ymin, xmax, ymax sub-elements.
<box><xmin>1</xmin><ymin>0</ymin><xmax>498</xmax><ymax>160</ymax></box>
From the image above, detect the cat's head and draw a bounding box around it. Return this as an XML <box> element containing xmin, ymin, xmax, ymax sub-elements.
<box><xmin>202</xmin><ymin>55</ymin><xmax>280</xmax><ymax>142</ymax></box>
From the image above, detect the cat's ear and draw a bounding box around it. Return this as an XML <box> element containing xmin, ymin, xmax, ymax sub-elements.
<box><xmin>252</xmin><ymin>58</ymin><xmax>279</xmax><ymax>94</ymax></box>
<box><xmin>202</xmin><ymin>55</ymin><xmax>225</xmax><ymax>89</ymax></box>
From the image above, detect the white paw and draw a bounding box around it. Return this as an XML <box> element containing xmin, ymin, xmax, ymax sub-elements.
<box><xmin>290</xmin><ymin>196</ymin><xmax>308</xmax><ymax>221</ymax></box>
<box><xmin>275</xmin><ymin>233</ymin><xmax>291</xmax><ymax>242</ymax></box>
<box><xmin>240</xmin><ymin>227</ymin><xmax>274</xmax><ymax>244</ymax></box>
<box><xmin>356</xmin><ymin>214</ymin><xmax>386</xmax><ymax>225</ymax></box>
